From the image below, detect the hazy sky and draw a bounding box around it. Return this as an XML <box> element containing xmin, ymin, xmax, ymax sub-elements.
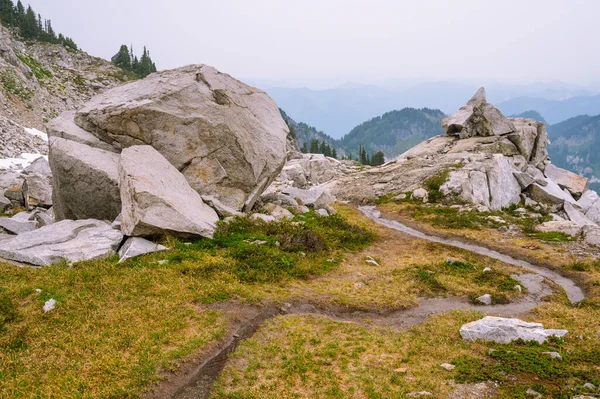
<box><xmin>28</xmin><ymin>0</ymin><xmax>600</xmax><ymax>88</ymax></box>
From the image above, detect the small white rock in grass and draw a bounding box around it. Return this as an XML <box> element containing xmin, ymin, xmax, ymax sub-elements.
<box><xmin>476</xmin><ymin>294</ymin><xmax>492</xmax><ymax>305</ymax></box>
<box><xmin>43</xmin><ymin>298</ymin><xmax>56</xmax><ymax>313</ymax></box>
<box><xmin>157</xmin><ymin>260</ymin><xmax>169</xmax><ymax>265</ymax></box>
<box><xmin>542</xmin><ymin>351</ymin><xmax>563</xmax><ymax>361</ymax></box>
<box><xmin>526</xmin><ymin>388</ymin><xmax>542</xmax><ymax>399</ymax></box>
<box><xmin>35</xmin><ymin>288</ymin><xmax>42</xmax><ymax>294</ymax></box>
<box><xmin>354</xmin><ymin>282</ymin><xmax>366</xmax><ymax>288</ymax></box>
<box><xmin>440</xmin><ymin>363</ymin><xmax>455</xmax><ymax>371</ymax></box>
<box><xmin>482</xmin><ymin>267</ymin><xmax>492</xmax><ymax>273</ymax></box>
<box><xmin>315</xmin><ymin>208</ymin><xmax>329</xmax><ymax>217</ymax></box>
<box><xmin>365</xmin><ymin>256</ymin><xmax>380</xmax><ymax>266</ymax></box>
<box><xmin>583</xmin><ymin>383</ymin><xmax>596</xmax><ymax>391</ymax></box>
<box><xmin>514</xmin><ymin>285</ymin><xmax>522</xmax><ymax>293</ymax></box>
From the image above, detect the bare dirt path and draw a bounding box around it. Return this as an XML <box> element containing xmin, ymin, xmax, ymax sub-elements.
<box><xmin>154</xmin><ymin>207</ymin><xmax>586</xmax><ymax>399</ymax></box>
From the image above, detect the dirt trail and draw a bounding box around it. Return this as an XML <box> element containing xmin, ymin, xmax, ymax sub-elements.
<box><xmin>154</xmin><ymin>208</ymin><xmax>586</xmax><ymax>399</ymax></box>
<box><xmin>359</xmin><ymin>206</ymin><xmax>585</xmax><ymax>304</ymax></box>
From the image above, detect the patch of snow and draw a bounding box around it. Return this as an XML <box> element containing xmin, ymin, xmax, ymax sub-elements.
<box><xmin>0</xmin><ymin>153</ymin><xmax>46</xmax><ymax>170</ymax></box>
<box><xmin>23</xmin><ymin>127</ymin><xmax>48</xmax><ymax>142</ymax></box>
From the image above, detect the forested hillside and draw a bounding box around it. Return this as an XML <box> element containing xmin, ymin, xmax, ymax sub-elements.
<box><xmin>547</xmin><ymin>114</ymin><xmax>600</xmax><ymax>191</ymax></box>
<box><xmin>341</xmin><ymin>108</ymin><xmax>445</xmax><ymax>159</ymax></box>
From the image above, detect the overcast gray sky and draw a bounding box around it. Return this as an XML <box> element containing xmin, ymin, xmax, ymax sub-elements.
<box><xmin>29</xmin><ymin>0</ymin><xmax>600</xmax><ymax>88</ymax></box>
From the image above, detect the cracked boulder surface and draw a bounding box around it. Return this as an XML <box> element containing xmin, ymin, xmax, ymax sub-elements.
<box><xmin>48</xmin><ymin>64</ymin><xmax>289</xmax><ymax>213</ymax></box>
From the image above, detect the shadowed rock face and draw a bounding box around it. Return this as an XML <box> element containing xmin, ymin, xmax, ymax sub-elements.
<box><xmin>65</xmin><ymin>64</ymin><xmax>289</xmax><ymax>212</ymax></box>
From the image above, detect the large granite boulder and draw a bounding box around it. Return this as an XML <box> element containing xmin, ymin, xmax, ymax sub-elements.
<box><xmin>460</xmin><ymin>316</ymin><xmax>568</xmax><ymax>344</ymax></box>
<box><xmin>442</xmin><ymin>88</ymin><xmax>515</xmax><ymax>139</ymax></box>
<box><xmin>544</xmin><ymin>164</ymin><xmax>589</xmax><ymax>198</ymax></box>
<box><xmin>119</xmin><ymin>145</ymin><xmax>219</xmax><ymax>238</ymax></box>
<box><xmin>0</xmin><ymin>219</ymin><xmax>123</xmax><ymax>266</ymax></box>
<box><xmin>49</xmin><ymin>137</ymin><xmax>121</xmax><ymax>221</ymax></box>
<box><xmin>69</xmin><ymin>64</ymin><xmax>288</xmax><ymax>212</ymax></box>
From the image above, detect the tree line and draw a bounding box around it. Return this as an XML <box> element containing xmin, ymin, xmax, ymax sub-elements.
<box><xmin>113</xmin><ymin>44</ymin><xmax>157</xmax><ymax>78</ymax></box>
<box><xmin>299</xmin><ymin>140</ymin><xmax>385</xmax><ymax>166</ymax></box>
<box><xmin>0</xmin><ymin>0</ymin><xmax>77</xmax><ymax>50</ymax></box>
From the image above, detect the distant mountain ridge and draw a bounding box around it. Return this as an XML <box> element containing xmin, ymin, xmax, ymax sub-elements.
<box><xmin>498</xmin><ymin>95</ymin><xmax>600</xmax><ymax>124</ymax></box>
<box><xmin>509</xmin><ymin>110</ymin><xmax>547</xmax><ymax>124</ymax></box>
<box><xmin>281</xmin><ymin>107</ymin><xmax>446</xmax><ymax>161</ymax></box>
<box><xmin>265</xmin><ymin>82</ymin><xmax>599</xmax><ymax>138</ymax></box>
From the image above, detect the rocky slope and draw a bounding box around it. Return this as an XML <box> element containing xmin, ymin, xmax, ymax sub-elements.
<box><xmin>0</xmin><ymin>24</ymin><xmax>128</xmax><ymax>164</ymax></box>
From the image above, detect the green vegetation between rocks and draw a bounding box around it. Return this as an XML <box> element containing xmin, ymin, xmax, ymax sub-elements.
<box><xmin>0</xmin><ymin>211</ymin><xmax>374</xmax><ymax>398</ymax></box>
<box><xmin>16</xmin><ymin>53</ymin><xmax>52</xmax><ymax>79</ymax></box>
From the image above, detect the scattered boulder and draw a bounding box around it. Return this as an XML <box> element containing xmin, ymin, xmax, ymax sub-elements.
<box><xmin>46</xmin><ymin>110</ymin><xmax>117</xmax><ymax>153</ymax></box>
<box><xmin>73</xmin><ymin>64</ymin><xmax>288</xmax><ymax>212</ymax></box>
<box><xmin>201</xmin><ymin>195</ymin><xmax>243</xmax><ymax>218</ymax></box>
<box><xmin>0</xmin><ymin>219</ymin><xmax>123</xmax><ymax>266</ymax></box>
<box><xmin>541</xmin><ymin>351</ymin><xmax>563</xmax><ymax>361</ymax></box>
<box><xmin>251</xmin><ymin>213</ymin><xmax>276</xmax><ymax>223</ymax></box>
<box><xmin>119</xmin><ymin>145</ymin><xmax>219</xmax><ymax>238</ymax></box>
<box><xmin>582</xmin><ymin>225</ymin><xmax>600</xmax><ymax>247</ymax></box>
<box><xmin>527</xmin><ymin>179</ymin><xmax>576</xmax><ymax>206</ymax></box>
<box><xmin>281</xmin><ymin>186</ymin><xmax>329</xmax><ymax>206</ymax></box>
<box><xmin>118</xmin><ymin>237</ymin><xmax>168</xmax><ymax>263</ymax></box>
<box><xmin>49</xmin><ymin>137</ymin><xmax>121</xmax><ymax>221</ymax></box>
<box><xmin>314</xmin><ymin>191</ymin><xmax>336</xmax><ymax>214</ymax></box>
<box><xmin>563</xmin><ymin>202</ymin><xmax>595</xmax><ymax>226</ymax></box>
<box><xmin>22</xmin><ymin>172</ymin><xmax>52</xmax><ymax>209</ymax></box>
<box><xmin>23</xmin><ymin>156</ymin><xmax>52</xmax><ymax>176</ymax></box>
<box><xmin>577</xmin><ymin>190</ymin><xmax>599</xmax><ymax>213</ymax></box>
<box><xmin>315</xmin><ymin>209</ymin><xmax>329</xmax><ymax>217</ymax></box>
<box><xmin>535</xmin><ymin>221</ymin><xmax>582</xmax><ymax>238</ymax></box>
<box><xmin>544</xmin><ymin>163</ymin><xmax>588</xmax><ymax>198</ymax></box>
<box><xmin>0</xmin><ymin>216</ymin><xmax>36</xmax><ymax>234</ymax></box>
<box><xmin>43</xmin><ymin>298</ymin><xmax>56</xmax><ymax>313</ymax></box>
<box><xmin>262</xmin><ymin>203</ymin><xmax>293</xmax><ymax>220</ymax></box>
<box><xmin>460</xmin><ymin>316</ymin><xmax>568</xmax><ymax>344</ymax></box>
<box><xmin>475</xmin><ymin>294</ymin><xmax>492</xmax><ymax>305</ymax></box>
<box><xmin>412</xmin><ymin>188</ymin><xmax>429</xmax><ymax>202</ymax></box>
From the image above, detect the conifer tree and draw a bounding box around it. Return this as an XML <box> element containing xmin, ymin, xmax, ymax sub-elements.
<box><xmin>309</xmin><ymin>139</ymin><xmax>319</xmax><ymax>154</ymax></box>
<box><xmin>301</xmin><ymin>142</ymin><xmax>308</xmax><ymax>153</ymax></box>
<box><xmin>114</xmin><ymin>44</ymin><xmax>131</xmax><ymax>70</ymax></box>
<box><xmin>332</xmin><ymin>148</ymin><xmax>337</xmax><ymax>159</ymax></box>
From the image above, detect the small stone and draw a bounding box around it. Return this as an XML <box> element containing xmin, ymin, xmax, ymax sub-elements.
<box><xmin>392</xmin><ymin>193</ymin><xmax>407</xmax><ymax>201</ymax></box>
<box><xmin>157</xmin><ymin>260</ymin><xmax>169</xmax><ymax>265</ymax></box>
<box><xmin>476</xmin><ymin>294</ymin><xmax>492</xmax><ymax>305</ymax></box>
<box><xmin>542</xmin><ymin>351</ymin><xmax>563</xmax><ymax>361</ymax></box>
<box><xmin>583</xmin><ymin>383</ymin><xmax>596</xmax><ymax>391</ymax></box>
<box><xmin>412</xmin><ymin>188</ymin><xmax>429</xmax><ymax>203</ymax></box>
<box><xmin>354</xmin><ymin>282</ymin><xmax>366</xmax><ymax>288</ymax></box>
<box><xmin>393</xmin><ymin>367</ymin><xmax>407</xmax><ymax>373</ymax></box>
<box><xmin>440</xmin><ymin>363</ymin><xmax>455</xmax><ymax>371</ymax></box>
<box><xmin>514</xmin><ymin>285</ymin><xmax>522</xmax><ymax>293</ymax></box>
<box><xmin>526</xmin><ymin>388</ymin><xmax>542</xmax><ymax>399</ymax></box>
<box><xmin>315</xmin><ymin>208</ymin><xmax>329</xmax><ymax>217</ymax></box>
<box><xmin>43</xmin><ymin>298</ymin><xmax>56</xmax><ymax>313</ymax></box>
<box><xmin>482</xmin><ymin>267</ymin><xmax>492</xmax><ymax>273</ymax></box>
<box><xmin>446</xmin><ymin>258</ymin><xmax>456</xmax><ymax>264</ymax></box>
<box><xmin>35</xmin><ymin>288</ymin><xmax>42</xmax><ymax>294</ymax></box>
<box><xmin>365</xmin><ymin>256</ymin><xmax>380</xmax><ymax>266</ymax></box>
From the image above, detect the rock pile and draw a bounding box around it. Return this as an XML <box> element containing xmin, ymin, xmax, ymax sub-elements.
<box><xmin>50</xmin><ymin>64</ymin><xmax>289</xmax><ymax>214</ymax></box>
<box><xmin>327</xmin><ymin>88</ymin><xmax>600</xmax><ymax>246</ymax></box>
<box><xmin>0</xmin><ymin>65</ymin><xmax>329</xmax><ymax>267</ymax></box>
